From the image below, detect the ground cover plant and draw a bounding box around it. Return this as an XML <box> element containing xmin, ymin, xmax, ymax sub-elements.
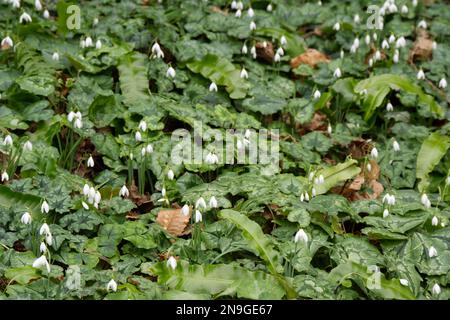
<box><xmin>0</xmin><ymin>0</ymin><xmax>449</xmax><ymax>300</ymax></box>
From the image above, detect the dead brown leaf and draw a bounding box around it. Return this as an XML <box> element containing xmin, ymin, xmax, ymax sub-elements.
<box><xmin>410</xmin><ymin>29</ymin><xmax>433</xmax><ymax>61</ymax></box>
<box><xmin>290</xmin><ymin>48</ymin><xmax>330</xmax><ymax>69</ymax></box>
<box><xmin>348</xmin><ymin>175</ymin><xmax>365</xmax><ymax>191</ymax></box>
<box><xmin>365</xmin><ymin>160</ymin><xmax>380</xmax><ymax>181</ymax></box>
<box><xmin>256</xmin><ymin>41</ymin><xmax>274</xmax><ymax>63</ymax></box>
<box><xmin>211</xmin><ymin>6</ymin><xmax>228</xmax><ymax>15</ymax></box>
<box><xmin>348</xmin><ymin>138</ymin><xmax>372</xmax><ymax>159</ymax></box>
<box><xmin>156</xmin><ymin>208</ymin><xmax>191</xmax><ymax>236</ymax></box>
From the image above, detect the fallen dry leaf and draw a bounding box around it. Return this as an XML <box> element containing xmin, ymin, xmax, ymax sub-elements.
<box><xmin>410</xmin><ymin>29</ymin><xmax>433</xmax><ymax>61</ymax></box>
<box><xmin>256</xmin><ymin>41</ymin><xmax>275</xmax><ymax>63</ymax></box>
<box><xmin>348</xmin><ymin>175</ymin><xmax>365</xmax><ymax>191</ymax></box>
<box><xmin>290</xmin><ymin>48</ymin><xmax>330</xmax><ymax>69</ymax></box>
<box><xmin>365</xmin><ymin>160</ymin><xmax>380</xmax><ymax>181</ymax></box>
<box><xmin>156</xmin><ymin>208</ymin><xmax>191</xmax><ymax>236</ymax></box>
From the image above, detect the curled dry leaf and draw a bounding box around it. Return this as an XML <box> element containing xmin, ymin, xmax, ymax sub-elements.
<box><xmin>410</xmin><ymin>29</ymin><xmax>433</xmax><ymax>61</ymax></box>
<box><xmin>156</xmin><ymin>207</ymin><xmax>191</xmax><ymax>236</ymax></box>
<box><xmin>290</xmin><ymin>48</ymin><xmax>330</xmax><ymax>69</ymax></box>
<box><xmin>255</xmin><ymin>41</ymin><xmax>275</xmax><ymax>63</ymax></box>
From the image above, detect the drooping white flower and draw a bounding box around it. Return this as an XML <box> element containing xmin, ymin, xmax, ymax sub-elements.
<box><xmin>87</xmin><ymin>156</ymin><xmax>95</xmax><ymax>168</ymax></box>
<box><xmin>304</xmin><ymin>192</ymin><xmax>310</xmax><ymax>202</ymax></box>
<box><xmin>41</xmin><ymin>200</ymin><xmax>50</xmax><ymax>214</ymax></box>
<box><xmin>209</xmin><ymin>196</ymin><xmax>218</xmax><ymax>209</ymax></box>
<box><xmin>146</xmin><ymin>144</ymin><xmax>153</xmax><ymax>154</ymax></box>
<box><xmin>365</xmin><ymin>34</ymin><xmax>371</xmax><ymax>45</ymax></box>
<box><xmin>1</xmin><ymin>36</ymin><xmax>13</xmax><ymax>48</ymax></box>
<box><xmin>94</xmin><ymin>191</ymin><xmax>101</xmax><ymax>204</ymax></box>
<box><xmin>51</xmin><ymin>52</ymin><xmax>60</xmax><ymax>61</ymax></box>
<box><xmin>373</xmin><ymin>33</ymin><xmax>378</xmax><ymax>41</ymax></box>
<box><xmin>21</xmin><ymin>212</ymin><xmax>32</xmax><ymax>225</ymax></box>
<box><xmin>393</xmin><ymin>52</ymin><xmax>399</xmax><ymax>64</ymax></box>
<box><xmin>274</xmin><ymin>52</ymin><xmax>281</xmax><ymax>62</ymax></box>
<box><xmin>10</xmin><ymin>0</ymin><xmax>21</xmax><ymax>9</ymax></box>
<box><xmin>205</xmin><ymin>152</ymin><xmax>219</xmax><ymax>164</ymax></box>
<box><xmin>209</xmin><ymin>82</ymin><xmax>218</xmax><ymax>92</ymax></box>
<box><xmin>119</xmin><ymin>185</ymin><xmax>129</xmax><ymax>197</ymax></box>
<box><xmin>241</xmin><ymin>43</ymin><xmax>248</xmax><ymax>54</ymax></box>
<box><xmin>236</xmin><ymin>1</ymin><xmax>243</xmax><ymax>10</ymax></box>
<box><xmin>300</xmin><ymin>193</ymin><xmax>304</xmax><ymax>202</ymax></box>
<box><xmin>67</xmin><ymin>111</ymin><xmax>76</xmax><ymax>122</ymax></box>
<box><xmin>327</xmin><ymin>123</ymin><xmax>332</xmax><ymax>134</ymax></box>
<box><xmin>249</xmin><ymin>21</ymin><xmax>256</xmax><ymax>31</ymax></box>
<box><xmin>96</xmin><ymin>40</ymin><xmax>102</xmax><ymax>50</ymax></box>
<box><xmin>333</xmin><ymin>22</ymin><xmax>340</xmax><ymax>31</ymax></box>
<box><xmin>383</xmin><ymin>209</ymin><xmax>390</xmax><ymax>218</ymax></box>
<box><xmin>280</xmin><ymin>35</ymin><xmax>287</xmax><ymax>46</ymax></box>
<box><xmin>83</xmin><ymin>184</ymin><xmax>90</xmax><ymax>196</ymax></box>
<box><xmin>39</xmin><ymin>223</ymin><xmax>50</xmax><ymax>236</ymax></box>
<box><xmin>43</xmin><ymin>9</ymin><xmax>50</xmax><ymax>19</ymax></box>
<box><xmin>39</xmin><ymin>242</ymin><xmax>47</xmax><ymax>254</ymax></box>
<box><xmin>370</xmin><ymin>147</ymin><xmax>378</xmax><ymax>159</ymax></box>
<box><xmin>84</xmin><ymin>37</ymin><xmax>93</xmax><ymax>47</ymax></box>
<box><xmin>82</xmin><ymin>201</ymin><xmax>89</xmax><ymax>210</ymax></box>
<box><xmin>417</xmin><ymin>69</ymin><xmax>425</xmax><ymax>80</ymax></box>
<box><xmin>240</xmin><ymin>68</ymin><xmax>248</xmax><ymax>79</ymax></box>
<box><xmin>88</xmin><ymin>187</ymin><xmax>96</xmax><ymax>202</ymax></box>
<box><xmin>354</xmin><ymin>14</ymin><xmax>360</xmax><ymax>24</ymax></box>
<box><xmin>166</xmin><ymin>66</ymin><xmax>176</xmax><ymax>78</ymax></box>
<box><xmin>138</xmin><ymin>120</ymin><xmax>147</xmax><ymax>132</ymax></box>
<box><xmin>401</xmin><ymin>5</ymin><xmax>408</xmax><ymax>14</ymax></box>
<box><xmin>19</xmin><ymin>12</ymin><xmax>32</xmax><ymax>24</ymax></box>
<box><xmin>421</xmin><ymin>193</ymin><xmax>429</xmax><ymax>206</ymax></box>
<box><xmin>446</xmin><ymin>176</ymin><xmax>450</xmax><ymax>186</ymax></box>
<box><xmin>396</xmin><ymin>36</ymin><xmax>406</xmax><ymax>48</ymax></box>
<box><xmin>32</xmin><ymin>255</ymin><xmax>50</xmax><ymax>273</ymax></box>
<box><xmin>432</xmin><ymin>283</ymin><xmax>441</xmax><ymax>295</ymax></box>
<box><xmin>151</xmin><ymin>42</ymin><xmax>164</xmax><ymax>59</ymax></box>
<box><xmin>45</xmin><ymin>232</ymin><xmax>52</xmax><ymax>246</ymax></box>
<box><xmin>428</xmin><ymin>246</ymin><xmax>438</xmax><ymax>258</ymax></box>
<box><xmin>294</xmin><ymin>229</ymin><xmax>308</xmax><ymax>244</ymax></box>
<box><xmin>195</xmin><ymin>197</ymin><xmax>207</xmax><ymax>210</ymax></box>
<box><xmin>400</xmin><ymin>279</ymin><xmax>409</xmax><ymax>286</ymax></box>
<box><xmin>276</xmin><ymin>47</ymin><xmax>284</xmax><ymax>56</ymax></box>
<box><xmin>438</xmin><ymin>78</ymin><xmax>447</xmax><ymax>89</ymax></box>
<box><xmin>1</xmin><ymin>171</ymin><xmax>9</xmax><ymax>182</ymax></box>
<box><xmin>369</xmin><ymin>58</ymin><xmax>374</xmax><ymax>67</ymax></box>
<box><xmin>266</xmin><ymin>4</ymin><xmax>273</xmax><ymax>12</ymax></box>
<box><xmin>74</xmin><ymin>118</ymin><xmax>83</xmax><ymax>129</ymax></box>
<box><xmin>3</xmin><ymin>135</ymin><xmax>13</xmax><ymax>146</ymax></box>
<box><xmin>167</xmin><ymin>169</ymin><xmax>174</xmax><ymax>180</ymax></box>
<box><xmin>235</xmin><ymin>9</ymin><xmax>242</xmax><ymax>17</ymax></box>
<box><xmin>432</xmin><ymin>41</ymin><xmax>437</xmax><ymax>50</ymax></box>
<box><xmin>386</xmin><ymin>102</ymin><xmax>394</xmax><ymax>112</ymax></box>
<box><xmin>392</xmin><ymin>140</ymin><xmax>400</xmax><ymax>152</ymax></box>
<box><xmin>367</xmin><ymin>163</ymin><xmax>372</xmax><ymax>172</ymax></box>
<box><xmin>412</xmin><ymin>0</ymin><xmax>418</xmax><ymax>7</ymax></box>
<box><xmin>311</xmin><ymin>187</ymin><xmax>316</xmax><ymax>197</ymax></box>
<box><xmin>250</xmin><ymin>46</ymin><xmax>257</xmax><ymax>59</ymax></box>
<box><xmin>340</xmin><ymin>50</ymin><xmax>344</xmax><ymax>59</ymax></box>
<box><xmin>141</xmin><ymin>147</ymin><xmax>147</xmax><ymax>157</ymax></box>
<box><xmin>417</xmin><ymin>20</ymin><xmax>427</xmax><ymax>29</ymax></box>
<box><xmin>195</xmin><ymin>210</ymin><xmax>202</xmax><ymax>223</ymax></box>
<box><xmin>167</xmin><ymin>256</ymin><xmax>177</xmax><ymax>270</ymax></box>
<box><xmin>34</xmin><ymin>0</ymin><xmax>42</xmax><ymax>11</ymax></box>
<box><xmin>382</xmin><ymin>39</ymin><xmax>389</xmax><ymax>49</ymax></box>
<box><xmin>231</xmin><ymin>0</ymin><xmax>237</xmax><ymax>9</ymax></box>
<box><xmin>374</xmin><ymin>50</ymin><xmax>381</xmax><ymax>61</ymax></box>
<box><xmin>161</xmin><ymin>187</ymin><xmax>166</xmax><ymax>197</ymax></box>
<box><xmin>388</xmin><ymin>34</ymin><xmax>396</xmax><ymax>44</ymax></box>
<box><xmin>181</xmin><ymin>204</ymin><xmax>190</xmax><ymax>216</ymax></box>
<box><xmin>432</xmin><ymin>216</ymin><xmax>439</xmax><ymax>226</ymax></box>
<box><xmin>333</xmin><ymin>68</ymin><xmax>342</xmax><ymax>78</ymax></box>
<box><xmin>93</xmin><ymin>17</ymin><xmax>99</xmax><ymax>26</ymax></box>
<box><xmin>107</xmin><ymin>279</ymin><xmax>117</xmax><ymax>292</ymax></box>
<box><xmin>135</xmin><ymin>131</ymin><xmax>142</xmax><ymax>142</ymax></box>
<box><xmin>247</xmin><ymin>7</ymin><xmax>254</xmax><ymax>18</ymax></box>
<box><xmin>313</xmin><ymin>90</ymin><xmax>321</xmax><ymax>99</ymax></box>
<box><xmin>388</xmin><ymin>3</ymin><xmax>398</xmax><ymax>13</ymax></box>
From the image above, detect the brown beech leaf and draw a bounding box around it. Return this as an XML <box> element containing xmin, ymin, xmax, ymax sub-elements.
<box><xmin>156</xmin><ymin>208</ymin><xmax>191</xmax><ymax>236</ymax></box>
<box><xmin>410</xmin><ymin>29</ymin><xmax>433</xmax><ymax>61</ymax></box>
<box><xmin>348</xmin><ymin>175</ymin><xmax>365</xmax><ymax>191</ymax></box>
<box><xmin>365</xmin><ymin>160</ymin><xmax>380</xmax><ymax>181</ymax></box>
<box><xmin>256</xmin><ymin>41</ymin><xmax>274</xmax><ymax>63</ymax></box>
<box><xmin>290</xmin><ymin>48</ymin><xmax>330</xmax><ymax>69</ymax></box>
<box><xmin>348</xmin><ymin>138</ymin><xmax>372</xmax><ymax>159</ymax></box>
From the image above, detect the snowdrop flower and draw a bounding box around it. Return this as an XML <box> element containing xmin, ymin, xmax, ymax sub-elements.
<box><xmin>39</xmin><ymin>223</ymin><xmax>51</xmax><ymax>236</ymax></box>
<box><xmin>446</xmin><ymin>176</ymin><xmax>450</xmax><ymax>186</ymax></box>
<box><xmin>39</xmin><ymin>242</ymin><xmax>47</xmax><ymax>254</ymax></box>
<box><xmin>33</xmin><ymin>255</ymin><xmax>50</xmax><ymax>273</ymax></box>
<box><xmin>280</xmin><ymin>35</ymin><xmax>287</xmax><ymax>46</ymax></box>
<box><xmin>438</xmin><ymin>78</ymin><xmax>447</xmax><ymax>89</ymax></box>
<box><xmin>401</xmin><ymin>5</ymin><xmax>408</xmax><ymax>14</ymax></box>
<box><xmin>85</xmin><ymin>37</ymin><xmax>93</xmax><ymax>47</ymax></box>
<box><xmin>209</xmin><ymin>196</ymin><xmax>218</xmax><ymax>209</ymax></box>
<box><xmin>354</xmin><ymin>14</ymin><xmax>360</xmax><ymax>24</ymax></box>
<box><xmin>432</xmin><ymin>283</ymin><xmax>441</xmax><ymax>295</ymax></box>
<box><xmin>421</xmin><ymin>193</ymin><xmax>431</xmax><ymax>208</ymax></box>
<box><xmin>389</xmin><ymin>3</ymin><xmax>398</xmax><ymax>13</ymax></box>
<box><xmin>311</xmin><ymin>187</ymin><xmax>316</xmax><ymax>197</ymax></box>
<box><xmin>87</xmin><ymin>156</ymin><xmax>95</xmax><ymax>168</ymax></box>
<box><xmin>67</xmin><ymin>111</ymin><xmax>76</xmax><ymax>122</ymax></box>
<box><xmin>3</xmin><ymin>135</ymin><xmax>13</xmax><ymax>146</ymax></box>
<box><xmin>373</xmin><ymin>33</ymin><xmax>378</xmax><ymax>41</ymax></box>
<box><xmin>370</xmin><ymin>147</ymin><xmax>378</xmax><ymax>159</ymax></box>
<box><xmin>167</xmin><ymin>256</ymin><xmax>177</xmax><ymax>270</ymax></box>
<box><xmin>107</xmin><ymin>279</ymin><xmax>117</xmax><ymax>292</ymax></box>
<box><xmin>167</xmin><ymin>169</ymin><xmax>174</xmax><ymax>180</ymax></box>
<box><xmin>45</xmin><ymin>231</ymin><xmax>52</xmax><ymax>245</ymax></box>
<box><xmin>10</xmin><ymin>0</ymin><xmax>21</xmax><ymax>9</ymax></box>
<box><xmin>146</xmin><ymin>144</ymin><xmax>153</xmax><ymax>154</ymax></box>
<box><xmin>23</xmin><ymin>140</ymin><xmax>33</xmax><ymax>151</ymax></box>
<box><xmin>367</xmin><ymin>163</ymin><xmax>372</xmax><ymax>172</ymax></box>
<box><xmin>241</xmin><ymin>43</ymin><xmax>248</xmax><ymax>54</ymax></box>
<box><xmin>41</xmin><ymin>200</ymin><xmax>50</xmax><ymax>214</ymax></box>
<box><xmin>369</xmin><ymin>58</ymin><xmax>374</xmax><ymax>67</ymax></box>
<box><xmin>266</xmin><ymin>4</ymin><xmax>273</xmax><ymax>12</ymax></box>
<box><xmin>83</xmin><ymin>184</ymin><xmax>90</xmax><ymax>196</ymax></box>
<box><xmin>417</xmin><ymin>20</ymin><xmax>427</xmax><ymax>29</ymax></box>
<box><xmin>388</xmin><ymin>34</ymin><xmax>396</xmax><ymax>44</ymax></box>
<box><xmin>240</xmin><ymin>68</ymin><xmax>248</xmax><ymax>79</ymax></box>
<box><xmin>247</xmin><ymin>7</ymin><xmax>254</xmax><ymax>17</ymax></box>
<box><xmin>382</xmin><ymin>39</ymin><xmax>389</xmax><ymax>49</ymax></box>
<box><xmin>82</xmin><ymin>201</ymin><xmax>89</xmax><ymax>210</ymax></box>
<box><xmin>1</xmin><ymin>171</ymin><xmax>9</xmax><ymax>182</ymax></box>
<box><xmin>249</xmin><ymin>21</ymin><xmax>256</xmax><ymax>31</ymax></box>
<box><xmin>412</xmin><ymin>0</ymin><xmax>418</xmax><ymax>7</ymax></box>
<box><xmin>235</xmin><ymin>9</ymin><xmax>242</xmax><ymax>17</ymax></box>
<box><xmin>1</xmin><ymin>36</ymin><xmax>13</xmax><ymax>48</ymax></box>
<box><xmin>231</xmin><ymin>0</ymin><xmax>237</xmax><ymax>9</ymax></box>
<box><xmin>250</xmin><ymin>46</ymin><xmax>257</xmax><ymax>59</ymax></box>
<box><xmin>365</xmin><ymin>34</ymin><xmax>371</xmax><ymax>45</ymax></box>
<box><xmin>74</xmin><ymin>118</ymin><xmax>83</xmax><ymax>129</ymax></box>
<box><xmin>393</xmin><ymin>52</ymin><xmax>399</xmax><ymax>64</ymax></box>
<box><xmin>386</xmin><ymin>102</ymin><xmax>394</xmax><ymax>112</ymax></box>
<box><xmin>304</xmin><ymin>192</ymin><xmax>310</xmax><ymax>202</ymax></box>
<box><xmin>181</xmin><ymin>204</ymin><xmax>190</xmax><ymax>216</ymax></box>
<box><xmin>19</xmin><ymin>12</ymin><xmax>32</xmax><ymax>24</ymax></box>
<box><xmin>276</xmin><ymin>47</ymin><xmax>284</xmax><ymax>56</ymax></box>
<box><xmin>350</xmin><ymin>44</ymin><xmax>358</xmax><ymax>54</ymax></box>
<box><xmin>195</xmin><ymin>197</ymin><xmax>207</xmax><ymax>210</ymax></box>
<box><xmin>428</xmin><ymin>246</ymin><xmax>437</xmax><ymax>258</ymax></box>
<box><xmin>88</xmin><ymin>187</ymin><xmax>96</xmax><ymax>202</ymax></box>
<box><xmin>195</xmin><ymin>210</ymin><xmax>202</xmax><ymax>223</ymax></box>
<box><xmin>94</xmin><ymin>191</ymin><xmax>101</xmax><ymax>204</ymax></box>
<box><xmin>93</xmin><ymin>17</ymin><xmax>99</xmax><ymax>26</ymax></box>
<box><xmin>294</xmin><ymin>229</ymin><xmax>308</xmax><ymax>244</ymax></box>
<box><xmin>236</xmin><ymin>1</ymin><xmax>243</xmax><ymax>10</ymax></box>
<box><xmin>43</xmin><ymin>9</ymin><xmax>50</xmax><ymax>19</ymax></box>
<box><xmin>161</xmin><ymin>187</ymin><xmax>166</xmax><ymax>197</ymax></box>
<box><xmin>52</xmin><ymin>52</ymin><xmax>60</xmax><ymax>61</ymax></box>
<box><xmin>374</xmin><ymin>50</ymin><xmax>381</xmax><ymax>61</ymax></box>
<box><xmin>327</xmin><ymin>123</ymin><xmax>332</xmax><ymax>134</ymax></box>
<box><xmin>138</xmin><ymin>120</ymin><xmax>147</xmax><ymax>132</ymax></box>
<box><xmin>392</xmin><ymin>140</ymin><xmax>400</xmax><ymax>152</ymax></box>
<box><xmin>432</xmin><ymin>41</ymin><xmax>437</xmax><ymax>50</ymax></box>
<box><xmin>432</xmin><ymin>216</ymin><xmax>439</xmax><ymax>226</ymax></box>
<box><xmin>417</xmin><ymin>69</ymin><xmax>425</xmax><ymax>80</ymax></box>
<box><xmin>119</xmin><ymin>185</ymin><xmax>129</xmax><ymax>197</ymax></box>
<box><xmin>166</xmin><ymin>66</ymin><xmax>176</xmax><ymax>78</ymax></box>
<box><xmin>96</xmin><ymin>40</ymin><xmax>102</xmax><ymax>49</ymax></box>
<box><xmin>353</xmin><ymin>38</ymin><xmax>360</xmax><ymax>49</ymax></box>
<box><xmin>209</xmin><ymin>82</ymin><xmax>218</xmax><ymax>92</ymax></box>
<box><xmin>274</xmin><ymin>52</ymin><xmax>281</xmax><ymax>62</ymax></box>
<box><xmin>151</xmin><ymin>42</ymin><xmax>164</xmax><ymax>59</ymax></box>
<box><xmin>383</xmin><ymin>209</ymin><xmax>390</xmax><ymax>218</ymax></box>
<box><xmin>333</xmin><ymin>68</ymin><xmax>342</xmax><ymax>78</ymax></box>
<box><xmin>400</xmin><ymin>279</ymin><xmax>409</xmax><ymax>286</ymax></box>
<box><xmin>396</xmin><ymin>36</ymin><xmax>406</xmax><ymax>48</ymax></box>
<box><xmin>35</xmin><ymin>0</ymin><xmax>42</xmax><ymax>10</ymax></box>
<box><xmin>21</xmin><ymin>212</ymin><xmax>32</xmax><ymax>225</ymax></box>
<box><xmin>300</xmin><ymin>193</ymin><xmax>304</xmax><ymax>202</ymax></box>
<box><xmin>333</xmin><ymin>22</ymin><xmax>340</xmax><ymax>31</ymax></box>
<box><xmin>135</xmin><ymin>131</ymin><xmax>142</xmax><ymax>142</ymax></box>
<box><xmin>313</xmin><ymin>90</ymin><xmax>321</xmax><ymax>99</ymax></box>
<box><xmin>340</xmin><ymin>50</ymin><xmax>344</xmax><ymax>59</ymax></box>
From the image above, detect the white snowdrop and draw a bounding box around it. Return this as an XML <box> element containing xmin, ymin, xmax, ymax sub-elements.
<box><xmin>266</xmin><ymin>3</ymin><xmax>273</xmax><ymax>12</ymax></box>
<box><xmin>83</xmin><ymin>184</ymin><xmax>90</xmax><ymax>196</ymax></box>
<box><xmin>389</xmin><ymin>34</ymin><xmax>396</xmax><ymax>44</ymax></box>
<box><xmin>247</xmin><ymin>7</ymin><xmax>254</xmax><ymax>18</ymax></box>
<box><xmin>87</xmin><ymin>156</ymin><xmax>95</xmax><ymax>168</ymax></box>
<box><xmin>432</xmin><ymin>283</ymin><xmax>441</xmax><ymax>295</ymax></box>
<box><xmin>119</xmin><ymin>185</ymin><xmax>129</xmax><ymax>197</ymax></box>
<box><xmin>135</xmin><ymin>131</ymin><xmax>142</xmax><ymax>142</ymax></box>
<box><xmin>373</xmin><ymin>33</ymin><xmax>378</xmax><ymax>41</ymax></box>
<box><xmin>1</xmin><ymin>36</ymin><xmax>13</xmax><ymax>48</ymax></box>
<box><xmin>340</xmin><ymin>50</ymin><xmax>344</xmax><ymax>59</ymax></box>
<box><xmin>304</xmin><ymin>192</ymin><xmax>310</xmax><ymax>202</ymax></box>
<box><xmin>96</xmin><ymin>40</ymin><xmax>102</xmax><ymax>50</ymax></box>
<box><xmin>432</xmin><ymin>216</ymin><xmax>439</xmax><ymax>226</ymax></box>
<box><xmin>369</xmin><ymin>58</ymin><xmax>374</xmax><ymax>67</ymax></box>
<box><xmin>313</xmin><ymin>90</ymin><xmax>321</xmax><ymax>99</ymax></box>
<box><xmin>370</xmin><ymin>147</ymin><xmax>378</xmax><ymax>159</ymax></box>
<box><xmin>354</xmin><ymin>14</ymin><xmax>360</xmax><ymax>24</ymax></box>
<box><xmin>41</xmin><ymin>200</ymin><xmax>49</xmax><ymax>214</ymax></box>
<box><xmin>39</xmin><ymin>223</ymin><xmax>51</xmax><ymax>236</ymax></box>
<box><xmin>181</xmin><ymin>204</ymin><xmax>190</xmax><ymax>216</ymax></box>
<box><xmin>311</xmin><ymin>187</ymin><xmax>316</xmax><ymax>197</ymax></box>
<box><xmin>438</xmin><ymin>78</ymin><xmax>447</xmax><ymax>89</ymax></box>
<box><xmin>231</xmin><ymin>0</ymin><xmax>237</xmax><ymax>9</ymax></box>
<box><xmin>333</xmin><ymin>22</ymin><xmax>340</xmax><ymax>31</ymax></box>
<box><xmin>250</xmin><ymin>46</ymin><xmax>257</xmax><ymax>59</ymax></box>
<box><xmin>166</xmin><ymin>66</ymin><xmax>176</xmax><ymax>78</ymax></box>
<box><xmin>417</xmin><ymin>20</ymin><xmax>427</xmax><ymax>29</ymax></box>
<box><xmin>396</xmin><ymin>36</ymin><xmax>406</xmax><ymax>48</ymax></box>
<box><xmin>209</xmin><ymin>82</ymin><xmax>218</xmax><ymax>92</ymax></box>
<box><xmin>417</xmin><ymin>69</ymin><xmax>425</xmax><ymax>80</ymax></box>
<box><xmin>45</xmin><ymin>232</ymin><xmax>52</xmax><ymax>246</ymax></box>
<box><xmin>421</xmin><ymin>193</ymin><xmax>429</xmax><ymax>206</ymax></box>
<box><xmin>19</xmin><ymin>12</ymin><xmax>32</xmax><ymax>24</ymax></box>
<box><xmin>151</xmin><ymin>42</ymin><xmax>164</xmax><ymax>59</ymax></box>
<box><xmin>386</xmin><ymin>102</ymin><xmax>394</xmax><ymax>112</ymax></box>
<box><xmin>20</xmin><ymin>212</ymin><xmax>32</xmax><ymax>225</ymax></box>
<box><xmin>35</xmin><ymin>0</ymin><xmax>42</xmax><ymax>11</ymax></box>
<box><xmin>365</xmin><ymin>34</ymin><xmax>371</xmax><ymax>45</ymax></box>
<box><xmin>107</xmin><ymin>279</ymin><xmax>117</xmax><ymax>292</ymax></box>
<box><xmin>74</xmin><ymin>118</ymin><xmax>83</xmax><ymax>129</ymax></box>
<box><xmin>446</xmin><ymin>176</ymin><xmax>450</xmax><ymax>186</ymax></box>
<box><xmin>393</xmin><ymin>52</ymin><xmax>399</xmax><ymax>64</ymax></box>
<box><xmin>167</xmin><ymin>256</ymin><xmax>177</xmax><ymax>270</ymax></box>
<box><xmin>367</xmin><ymin>163</ymin><xmax>372</xmax><ymax>172</ymax></box>
<box><xmin>1</xmin><ymin>171</ymin><xmax>9</xmax><ymax>183</ymax></box>
<box><xmin>52</xmin><ymin>52</ymin><xmax>59</xmax><ymax>61</ymax></box>
<box><xmin>432</xmin><ymin>41</ymin><xmax>437</xmax><ymax>50</ymax></box>
<box><xmin>412</xmin><ymin>0</ymin><xmax>418</xmax><ymax>7</ymax></box>
<box><xmin>294</xmin><ymin>229</ymin><xmax>308</xmax><ymax>244</ymax></box>
<box><xmin>235</xmin><ymin>9</ymin><xmax>242</xmax><ymax>18</ymax></box>
<box><xmin>236</xmin><ymin>1</ymin><xmax>243</xmax><ymax>10</ymax></box>
<box><xmin>333</xmin><ymin>68</ymin><xmax>342</xmax><ymax>78</ymax></box>
<box><xmin>146</xmin><ymin>144</ymin><xmax>153</xmax><ymax>154</ymax></box>
<box><xmin>300</xmin><ymin>193</ymin><xmax>304</xmax><ymax>202</ymax></box>
<box><xmin>82</xmin><ymin>201</ymin><xmax>89</xmax><ymax>210</ymax></box>
<box><xmin>167</xmin><ymin>169</ymin><xmax>174</xmax><ymax>180</ymax></box>
<box><xmin>10</xmin><ymin>0</ymin><xmax>21</xmax><ymax>9</ymax></box>
<box><xmin>327</xmin><ymin>123</ymin><xmax>332</xmax><ymax>134</ymax></box>
<box><xmin>401</xmin><ymin>5</ymin><xmax>408</xmax><ymax>14</ymax></box>
<box><xmin>388</xmin><ymin>3</ymin><xmax>398</xmax><ymax>13</ymax></box>
<box><xmin>428</xmin><ymin>246</ymin><xmax>437</xmax><ymax>258</ymax></box>
<box><xmin>392</xmin><ymin>140</ymin><xmax>400</xmax><ymax>152</ymax></box>
<box><xmin>280</xmin><ymin>35</ymin><xmax>287</xmax><ymax>46</ymax></box>
<box><xmin>382</xmin><ymin>39</ymin><xmax>389</xmax><ymax>49</ymax></box>
<box><xmin>33</xmin><ymin>255</ymin><xmax>50</xmax><ymax>273</ymax></box>
<box><xmin>241</xmin><ymin>43</ymin><xmax>248</xmax><ymax>54</ymax></box>
<box><xmin>274</xmin><ymin>52</ymin><xmax>281</xmax><ymax>62</ymax></box>
<box><xmin>85</xmin><ymin>36</ymin><xmax>93</xmax><ymax>47</ymax></box>
<box><xmin>383</xmin><ymin>209</ymin><xmax>390</xmax><ymax>218</ymax></box>
<box><xmin>39</xmin><ymin>242</ymin><xmax>47</xmax><ymax>254</ymax></box>
<box><xmin>249</xmin><ymin>21</ymin><xmax>256</xmax><ymax>31</ymax></box>
<box><xmin>161</xmin><ymin>187</ymin><xmax>166</xmax><ymax>197</ymax></box>
<box><xmin>138</xmin><ymin>120</ymin><xmax>147</xmax><ymax>132</ymax></box>
<box><xmin>240</xmin><ymin>68</ymin><xmax>248</xmax><ymax>79</ymax></box>
<box><xmin>43</xmin><ymin>9</ymin><xmax>50</xmax><ymax>19</ymax></box>
<box><xmin>374</xmin><ymin>50</ymin><xmax>381</xmax><ymax>61</ymax></box>
<box><xmin>195</xmin><ymin>210</ymin><xmax>203</xmax><ymax>223</ymax></box>
<box><xmin>195</xmin><ymin>197</ymin><xmax>207</xmax><ymax>210</ymax></box>
<box><xmin>3</xmin><ymin>135</ymin><xmax>13</xmax><ymax>146</ymax></box>
<box><xmin>276</xmin><ymin>47</ymin><xmax>284</xmax><ymax>56</ymax></box>
<box><xmin>209</xmin><ymin>196</ymin><xmax>218</xmax><ymax>208</ymax></box>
